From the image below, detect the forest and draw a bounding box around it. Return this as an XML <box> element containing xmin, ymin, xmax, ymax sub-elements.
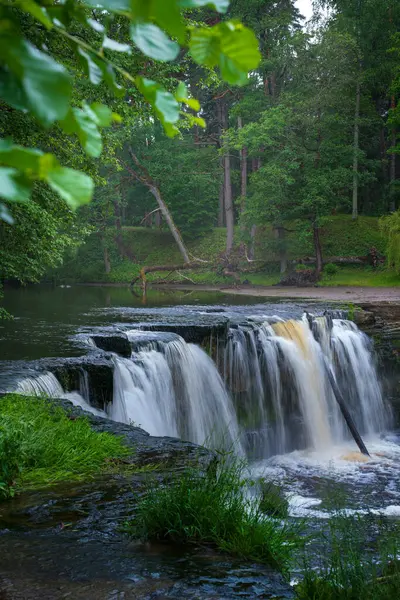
<box><xmin>1</xmin><ymin>0</ymin><xmax>400</xmax><ymax>290</ymax></box>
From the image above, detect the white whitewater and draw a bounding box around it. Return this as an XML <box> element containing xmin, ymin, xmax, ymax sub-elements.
<box><xmin>15</xmin><ymin>371</ymin><xmax>106</xmax><ymax>417</ymax></box>
<box><xmin>111</xmin><ymin>334</ymin><xmax>242</xmax><ymax>452</ymax></box>
<box><xmin>225</xmin><ymin>316</ymin><xmax>390</xmax><ymax>457</ymax></box>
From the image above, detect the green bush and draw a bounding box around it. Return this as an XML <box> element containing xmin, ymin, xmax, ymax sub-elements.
<box><xmin>324</xmin><ymin>262</ymin><xmax>339</xmax><ymax>276</ymax></box>
<box><xmin>126</xmin><ymin>459</ymin><xmax>300</xmax><ymax>573</ymax></box>
<box><xmin>0</xmin><ymin>395</ymin><xmax>130</xmax><ymax>490</ymax></box>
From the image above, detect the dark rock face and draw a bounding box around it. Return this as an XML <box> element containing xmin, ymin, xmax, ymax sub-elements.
<box><xmin>137</xmin><ymin>320</ymin><xmax>229</xmax><ymax>345</ymax></box>
<box><xmin>54</xmin><ymin>398</ymin><xmax>214</xmax><ymax>470</ymax></box>
<box><xmin>90</xmin><ymin>333</ymin><xmax>132</xmax><ymax>357</ymax></box>
<box><xmin>0</xmin><ymin>354</ymin><xmax>115</xmax><ymax>410</ymax></box>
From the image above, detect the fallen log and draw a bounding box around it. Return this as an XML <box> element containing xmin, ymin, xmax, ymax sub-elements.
<box><xmin>324</xmin><ymin>360</ymin><xmax>370</xmax><ymax>457</ymax></box>
<box><xmin>130</xmin><ymin>263</ymin><xmax>204</xmax><ymax>289</ymax></box>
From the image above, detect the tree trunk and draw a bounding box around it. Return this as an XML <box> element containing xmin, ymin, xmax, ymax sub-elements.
<box><xmin>275</xmin><ymin>226</ymin><xmax>287</xmax><ymax>274</ymax></box>
<box><xmin>103</xmin><ymin>245</ymin><xmax>111</xmax><ymax>274</ymax></box>
<box><xmin>155</xmin><ymin>209</ymin><xmax>162</xmax><ymax>228</ymax></box>
<box><xmin>248</xmin><ymin>158</ymin><xmax>260</xmax><ymax>259</ymax></box>
<box><xmin>313</xmin><ymin>222</ymin><xmax>323</xmax><ymax>276</ymax></box>
<box><xmin>238</xmin><ymin>116</ymin><xmax>247</xmax><ymax>212</ymax></box>
<box><xmin>352</xmin><ymin>72</ymin><xmax>361</xmax><ymax>220</ymax></box>
<box><xmin>390</xmin><ymin>95</ymin><xmax>396</xmax><ymax>213</ymax></box>
<box><xmin>218</xmin><ymin>158</ymin><xmax>225</xmax><ymax>227</ymax></box>
<box><xmin>221</xmin><ymin>101</ymin><xmax>234</xmax><ymax>255</ymax></box>
<box><xmin>127</xmin><ymin>150</ymin><xmax>190</xmax><ymax>265</ymax></box>
<box><xmin>148</xmin><ymin>185</ymin><xmax>190</xmax><ymax>263</ymax></box>
<box><xmin>113</xmin><ymin>198</ymin><xmax>124</xmax><ymax>258</ymax></box>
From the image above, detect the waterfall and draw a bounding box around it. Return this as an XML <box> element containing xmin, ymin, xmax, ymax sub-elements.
<box><xmin>15</xmin><ymin>371</ymin><xmax>106</xmax><ymax>418</ymax></box>
<box><xmin>12</xmin><ymin>313</ymin><xmax>390</xmax><ymax>460</ymax></box>
<box><xmin>111</xmin><ymin>335</ymin><xmax>243</xmax><ymax>452</ymax></box>
<box><xmin>224</xmin><ymin>316</ymin><xmax>390</xmax><ymax>457</ymax></box>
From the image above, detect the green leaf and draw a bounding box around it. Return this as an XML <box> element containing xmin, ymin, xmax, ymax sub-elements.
<box><xmin>136</xmin><ymin>77</ymin><xmax>180</xmax><ymax>124</ymax></box>
<box><xmin>152</xmin><ymin>0</ymin><xmax>186</xmax><ymax>45</ymax></box>
<box><xmin>175</xmin><ymin>82</ymin><xmax>201</xmax><ymax>111</ymax></box>
<box><xmin>219</xmin><ymin>55</ymin><xmax>248</xmax><ymax>85</ymax></box>
<box><xmin>130</xmin><ymin>23</ymin><xmax>179</xmax><ymax>62</ymax></box>
<box><xmin>102</xmin><ymin>37</ymin><xmax>132</xmax><ymax>53</ymax></box>
<box><xmin>0</xmin><ymin>70</ymin><xmax>28</xmax><ymax>112</ymax></box>
<box><xmin>0</xmin><ymin>140</ymin><xmax>43</xmax><ymax>172</ymax></box>
<box><xmin>0</xmin><ymin>38</ymin><xmax>71</xmax><ymax>126</ymax></box>
<box><xmin>77</xmin><ymin>48</ymin><xmax>124</xmax><ymax>96</ymax></box>
<box><xmin>90</xmin><ymin>103</ymin><xmax>115</xmax><ymax>127</ymax></box>
<box><xmin>220</xmin><ymin>22</ymin><xmax>261</xmax><ymax>72</ymax></box>
<box><xmin>46</xmin><ymin>168</ymin><xmax>94</xmax><ymax>209</ymax></box>
<box><xmin>189</xmin><ymin>28</ymin><xmax>221</xmax><ymax>68</ymax></box>
<box><xmin>60</xmin><ymin>107</ymin><xmax>102</xmax><ymax>158</ymax></box>
<box><xmin>0</xmin><ymin>167</ymin><xmax>32</xmax><ymax>203</ymax></box>
<box><xmin>19</xmin><ymin>0</ymin><xmax>53</xmax><ymax>29</ymax></box>
<box><xmin>77</xmin><ymin>48</ymin><xmax>103</xmax><ymax>85</ymax></box>
<box><xmin>189</xmin><ymin>22</ymin><xmax>261</xmax><ymax>86</ymax></box>
<box><xmin>178</xmin><ymin>0</ymin><xmax>229</xmax><ymax>12</ymax></box>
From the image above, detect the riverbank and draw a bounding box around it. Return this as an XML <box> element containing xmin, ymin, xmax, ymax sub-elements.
<box><xmin>151</xmin><ymin>283</ymin><xmax>400</xmax><ymax>304</ymax></box>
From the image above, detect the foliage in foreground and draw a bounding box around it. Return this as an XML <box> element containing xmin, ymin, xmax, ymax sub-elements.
<box><xmin>126</xmin><ymin>459</ymin><xmax>300</xmax><ymax>573</ymax></box>
<box><xmin>297</xmin><ymin>512</ymin><xmax>400</xmax><ymax>600</ymax></box>
<box><xmin>0</xmin><ymin>394</ymin><xmax>129</xmax><ymax>499</ymax></box>
<box><xmin>0</xmin><ymin>0</ymin><xmax>260</xmax><ymax>221</ymax></box>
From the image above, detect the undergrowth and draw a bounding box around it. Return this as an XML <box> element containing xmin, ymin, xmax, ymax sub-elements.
<box><xmin>126</xmin><ymin>458</ymin><xmax>301</xmax><ymax>574</ymax></box>
<box><xmin>0</xmin><ymin>394</ymin><xmax>130</xmax><ymax>498</ymax></box>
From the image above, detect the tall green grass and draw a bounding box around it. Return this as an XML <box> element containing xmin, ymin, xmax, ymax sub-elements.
<box><xmin>0</xmin><ymin>394</ymin><xmax>130</xmax><ymax>497</ymax></box>
<box><xmin>297</xmin><ymin>512</ymin><xmax>400</xmax><ymax>600</ymax></box>
<box><xmin>126</xmin><ymin>459</ymin><xmax>301</xmax><ymax>574</ymax></box>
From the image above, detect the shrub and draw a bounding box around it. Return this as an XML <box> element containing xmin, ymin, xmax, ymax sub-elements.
<box><xmin>324</xmin><ymin>262</ymin><xmax>338</xmax><ymax>276</ymax></box>
<box><xmin>126</xmin><ymin>459</ymin><xmax>300</xmax><ymax>574</ymax></box>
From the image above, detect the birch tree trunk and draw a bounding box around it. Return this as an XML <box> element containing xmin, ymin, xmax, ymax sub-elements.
<box><xmin>148</xmin><ymin>185</ymin><xmax>190</xmax><ymax>264</ymax></box>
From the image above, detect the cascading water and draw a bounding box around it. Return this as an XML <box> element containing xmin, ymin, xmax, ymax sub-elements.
<box><xmin>12</xmin><ymin>312</ymin><xmax>390</xmax><ymax>461</ymax></box>
<box><xmin>110</xmin><ymin>332</ymin><xmax>243</xmax><ymax>452</ymax></box>
<box><xmin>15</xmin><ymin>371</ymin><xmax>106</xmax><ymax>417</ymax></box>
<box><xmin>225</xmin><ymin>315</ymin><xmax>390</xmax><ymax>458</ymax></box>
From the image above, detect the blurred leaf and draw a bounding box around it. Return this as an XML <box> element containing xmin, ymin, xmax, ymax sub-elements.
<box><xmin>175</xmin><ymin>82</ymin><xmax>201</xmax><ymax>111</ymax></box>
<box><xmin>130</xmin><ymin>23</ymin><xmax>179</xmax><ymax>61</ymax></box>
<box><xmin>190</xmin><ymin>22</ymin><xmax>260</xmax><ymax>85</ymax></box>
<box><xmin>0</xmin><ymin>202</ymin><xmax>14</xmax><ymax>224</ymax></box>
<box><xmin>19</xmin><ymin>0</ymin><xmax>53</xmax><ymax>29</ymax></box>
<box><xmin>102</xmin><ymin>37</ymin><xmax>132</xmax><ymax>53</ymax></box>
<box><xmin>60</xmin><ymin>107</ymin><xmax>103</xmax><ymax>157</ymax></box>
<box><xmin>0</xmin><ymin>167</ymin><xmax>32</xmax><ymax>203</ymax></box>
<box><xmin>0</xmin><ymin>38</ymin><xmax>71</xmax><ymax>126</ymax></box>
<box><xmin>47</xmin><ymin>168</ymin><xmax>94</xmax><ymax>208</ymax></box>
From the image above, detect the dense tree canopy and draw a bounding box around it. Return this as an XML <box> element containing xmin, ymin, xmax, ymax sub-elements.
<box><xmin>1</xmin><ymin>0</ymin><xmax>400</xmax><ymax>285</ymax></box>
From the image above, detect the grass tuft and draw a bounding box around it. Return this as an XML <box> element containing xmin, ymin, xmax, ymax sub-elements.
<box><xmin>0</xmin><ymin>394</ymin><xmax>130</xmax><ymax>497</ymax></box>
<box><xmin>126</xmin><ymin>458</ymin><xmax>300</xmax><ymax>574</ymax></box>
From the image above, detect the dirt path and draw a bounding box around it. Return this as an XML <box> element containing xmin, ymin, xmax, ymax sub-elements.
<box><xmin>157</xmin><ymin>284</ymin><xmax>400</xmax><ymax>304</ymax></box>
